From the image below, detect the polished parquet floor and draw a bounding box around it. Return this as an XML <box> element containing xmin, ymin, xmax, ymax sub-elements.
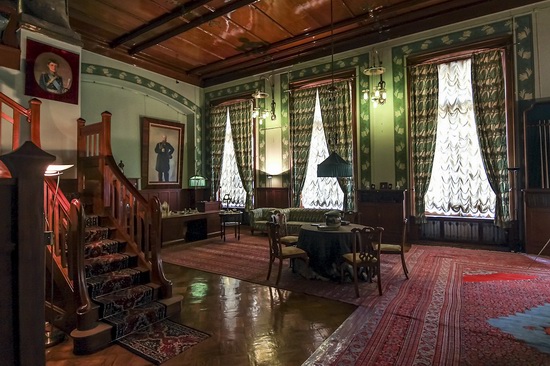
<box><xmin>45</xmin><ymin>263</ymin><xmax>357</xmax><ymax>365</ymax></box>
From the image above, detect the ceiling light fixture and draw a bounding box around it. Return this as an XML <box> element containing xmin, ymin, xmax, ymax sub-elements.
<box><xmin>363</xmin><ymin>50</ymin><xmax>387</xmax><ymax>107</ymax></box>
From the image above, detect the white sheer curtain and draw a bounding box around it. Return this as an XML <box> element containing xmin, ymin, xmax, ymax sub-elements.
<box><xmin>219</xmin><ymin>109</ymin><xmax>246</xmax><ymax>207</ymax></box>
<box><xmin>301</xmin><ymin>89</ymin><xmax>344</xmax><ymax>209</ymax></box>
<box><xmin>424</xmin><ymin>59</ymin><xmax>496</xmax><ymax>218</ymax></box>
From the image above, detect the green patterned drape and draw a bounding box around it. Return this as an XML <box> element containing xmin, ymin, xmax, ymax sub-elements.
<box><xmin>410</xmin><ymin>63</ymin><xmax>439</xmax><ymax>223</ymax></box>
<box><xmin>471</xmin><ymin>50</ymin><xmax>510</xmax><ymax>228</ymax></box>
<box><xmin>208</xmin><ymin>105</ymin><xmax>228</xmax><ymax>201</ymax></box>
<box><xmin>319</xmin><ymin>80</ymin><xmax>355</xmax><ymax>210</ymax></box>
<box><xmin>289</xmin><ymin>88</ymin><xmax>317</xmax><ymax>207</ymax></box>
<box><xmin>228</xmin><ymin>101</ymin><xmax>254</xmax><ymax>210</ymax></box>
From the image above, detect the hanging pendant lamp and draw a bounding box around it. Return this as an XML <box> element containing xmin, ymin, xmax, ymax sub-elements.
<box><xmin>317</xmin><ymin>0</ymin><xmax>352</xmax><ymax>178</ymax></box>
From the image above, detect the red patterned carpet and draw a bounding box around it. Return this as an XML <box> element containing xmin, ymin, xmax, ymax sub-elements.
<box><xmin>117</xmin><ymin>319</ymin><xmax>209</xmax><ymax>365</ymax></box>
<box><xmin>162</xmin><ymin>234</ymin><xmax>550</xmax><ymax>365</ymax></box>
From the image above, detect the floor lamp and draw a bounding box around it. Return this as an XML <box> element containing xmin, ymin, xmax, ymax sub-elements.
<box><xmin>44</xmin><ymin>164</ymin><xmax>73</xmax><ymax>347</ymax></box>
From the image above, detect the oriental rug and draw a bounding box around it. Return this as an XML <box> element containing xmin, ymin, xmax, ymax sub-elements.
<box><xmin>162</xmin><ymin>234</ymin><xmax>550</xmax><ymax>365</ymax></box>
<box><xmin>116</xmin><ymin>319</ymin><xmax>210</xmax><ymax>365</ymax></box>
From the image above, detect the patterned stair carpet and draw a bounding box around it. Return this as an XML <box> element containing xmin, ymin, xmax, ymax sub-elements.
<box><xmin>117</xmin><ymin>319</ymin><xmax>210</xmax><ymax>365</ymax></box>
<box><xmin>82</xmin><ymin>215</ymin><xmax>197</xmax><ymax>363</ymax></box>
<box><xmin>162</xmin><ymin>234</ymin><xmax>550</xmax><ymax>365</ymax></box>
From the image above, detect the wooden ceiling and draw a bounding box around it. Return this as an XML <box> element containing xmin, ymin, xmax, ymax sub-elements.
<box><xmin>68</xmin><ymin>0</ymin><xmax>541</xmax><ymax>87</ymax></box>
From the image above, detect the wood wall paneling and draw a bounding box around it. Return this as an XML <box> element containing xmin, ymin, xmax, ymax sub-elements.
<box><xmin>255</xmin><ymin>188</ymin><xmax>290</xmax><ymax>208</ymax></box>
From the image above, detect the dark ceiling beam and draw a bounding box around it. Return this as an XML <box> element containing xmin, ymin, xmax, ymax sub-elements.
<box><xmin>129</xmin><ymin>0</ymin><xmax>258</xmax><ymax>55</ymax></box>
<box><xmin>201</xmin><ymin>0</ymin><xmax>542</xmax><ymax>87</ymax></box>
<box><xmin>110</xmin><ymin>0</ymin><xmax>212</xmax><ymax>48</ymax></box>
<box><xmin>190</xmin><ymin>0</ymin><xmax>457</xmax><ymax>77</ymax></box>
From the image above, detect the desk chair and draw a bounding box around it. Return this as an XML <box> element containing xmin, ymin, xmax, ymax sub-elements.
<box><xmin>341</xmin><ymin>226</ymin><xmax>384</xmax><ymax>297</ymax></box>
<box><xmin>374</xmin><ymin>218</ymin><xmax>409</xmax><ymax>279</ymax></box>
<box><xmin>266</xmin><ymin>222</ymin><xmax>309</xmax><ymax>286</ymax></box>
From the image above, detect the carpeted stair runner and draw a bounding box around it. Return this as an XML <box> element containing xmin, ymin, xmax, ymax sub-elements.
<box><xmin>83</xmin><ymin>214</ymin><xmax>168</xmax><ymax>341</ymax></box>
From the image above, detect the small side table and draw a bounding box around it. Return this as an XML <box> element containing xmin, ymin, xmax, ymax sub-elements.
<box><xmin>219</xmin><ymin>211</ymin><xmax>242</xmax><ymax>241</ymax></box>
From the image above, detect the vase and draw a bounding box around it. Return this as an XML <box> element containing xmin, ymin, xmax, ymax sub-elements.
<box><xmin>325</xmin><ymin>210</ymin><xmax>342</xmax><ymax>227</ymax></box>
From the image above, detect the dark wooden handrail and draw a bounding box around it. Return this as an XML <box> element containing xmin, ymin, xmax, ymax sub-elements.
<box><xmin>0</xmin><ymin>92</ymin><xmax>42</xmax><ymax>177</ymax></box>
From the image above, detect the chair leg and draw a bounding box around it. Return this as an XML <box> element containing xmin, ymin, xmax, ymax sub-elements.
<box><xmin>353</xmin><ymin>264</ymin><xmax>359</xmax><ymax>298</ymax></box>
<box><xmin>267</xmin><ymin>256</ymin><xmax>273</xmax><ymax>280</ymax></box>
<box><xmin>276</xmin><ymin>258</ymin><xmax>283</xmax><ymax>286</ymax></box>
<box><xmin>401</xmin><ymin>252</ymin><xmax>409</xmax><ymax>279</ymax></box>
<box><xmin>376</xmin><ymin>264</ymin><xmax>382</xmax><ymax>296</ymax></box>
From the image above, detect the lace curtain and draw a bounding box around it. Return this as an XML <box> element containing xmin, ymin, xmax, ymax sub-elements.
<box><xmin>219</xmin><ymin>107</ymin><xmax>247</xmax><ymax>207</ymax></box>
<box><xmin>424</xmin><ymin>58</ymin><xmax>496</xmax><ymax>218</ymax></box>
<box><xmin>300</xmin><ymin>89</ymin><xmax>344</xmax><ymax>209</ymax></box>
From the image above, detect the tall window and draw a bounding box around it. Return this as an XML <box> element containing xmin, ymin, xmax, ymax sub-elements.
<box><xmin>424</xmin><ymin>59</ymin><xmax>496</xmax><ymax>218</ymax></box>
<box><xmin>410</xmin><ymin>45</ymin><xmax>511</xmax><ymax>226</ymax></box>
<box><xmin>290</xmin><ymin>79</ymin><xmax>354</xmax><ymax>210</ymax></box>
<box><xmin>209</xmin><ymin>100</ymin><xmax>253</xmax><ymax>209</ymax></box>
<box><xmin>301</xmin><ymin>90</ymin><xmax>344</xmax><ymax>209</ymax></box>
<box><xmin>219</xmin><ymin>109</ymin><xmax>247</xmax><ymax>207</ymax></box>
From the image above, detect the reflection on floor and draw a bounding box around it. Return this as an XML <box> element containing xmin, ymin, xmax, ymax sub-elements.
<box><xmin>45</xmin><ymin>264</ymin><xmax>357</xmax><ymax>366</ymax></box>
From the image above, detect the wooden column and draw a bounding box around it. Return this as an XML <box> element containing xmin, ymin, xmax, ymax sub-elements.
<box><xmin>0</xmin><ymin>141</ymin><xmax>55</xmax><ymax>366</ymax></box>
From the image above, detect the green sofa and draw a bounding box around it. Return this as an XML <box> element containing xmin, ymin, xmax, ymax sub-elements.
<box><xmin>249</xmin><ymin>207</ymin><xmax>332</xmax><ymax>235</ymax></box>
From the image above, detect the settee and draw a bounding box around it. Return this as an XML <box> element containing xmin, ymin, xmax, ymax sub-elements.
<box><xmin>249</xmin><ymin>207</ymin><xmax>332</xmax><ymax>235</ymax></box>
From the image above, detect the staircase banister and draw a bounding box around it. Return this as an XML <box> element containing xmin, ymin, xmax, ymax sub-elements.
<box><xmin>0</xmin><ymin>93</ymin><xmax>42</xmax><ymax>149</ymax></box>
<box><xmin>102</xmin><ymin>159</ymin><xmax>172</xmax><ymax>297</ymax></box>
<box><xmin>0</xmin><ymin>92</ymin><xmax>33</xmax><ymax>117</ymax></box>
<box><xmin>149</xmin><ymin>195</ymin><xmax>173</xmax><ymax>298</ymax></box>
<box><xmin>69</xmin><ymin>198</ymin><xmax>96</xmax><ymax>331</ymax></box>
<box><xmin>104</xmin><ymin>155</ymin><xmax>147</xmax><ymax>206</ymax></box>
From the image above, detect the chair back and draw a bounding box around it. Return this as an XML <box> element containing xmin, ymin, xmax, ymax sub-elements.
<box><xmin>342</xmin><ymin>210</ymin><xmax>360</xmax><ymax>224</ymax></box>
<box><xmin>272</xmin><ymin>210</ymin><xmax>291</xmax><ymax>237</ymax></box>
<box><xmin>267</xmin><ymin>222</ymin><xmax>283</xmax><ymax>258</ymax></box>
<box><xmin>350</xmin><ymin>226</ymin><xmax>383</xmax><ymax>264</ymax></box>
<box><xmin>400</xmin><ymin>218</ymin><xmax>408</xmax><ymax>246</ymax></box>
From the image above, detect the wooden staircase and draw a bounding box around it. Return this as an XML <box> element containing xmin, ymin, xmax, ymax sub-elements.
<box><xmin>1</xmin><ymin>92</ymin><xmax>182</xmax><ymax>357</ymax></box>
<box><xmin>54</xmin><ymin>111</ymin><xmax>182</xmax><ymax>354</ymax></box>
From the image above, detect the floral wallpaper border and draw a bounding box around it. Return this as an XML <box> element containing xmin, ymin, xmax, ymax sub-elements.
<box><xmin>391</xmin><ymin>15</ymin><xmax>535</xmax><ymax>189</ymax></box>
<box><xmin>81</xmin><ymin>63</ymin><xmax>203</xmax><ymax>175</ymax></box>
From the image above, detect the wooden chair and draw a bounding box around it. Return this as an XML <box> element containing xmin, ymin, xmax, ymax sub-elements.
<box><xmin>341</xmin><ymin>226</ymin><xmax>384</xmax><ymax>297</ymax></box>
<box><xmin>273</xmin><ymin>210</ymin><xmax>299</xmax><ymax>246</ymax></box>
<box><xmin>374</xmin><ymin>218</ymin><xmax>409</xmax><ymax>279</ymax></box>
<box><xmin>341</xmin><ymin>210</ymin><xmax>360</xmax><ymax>224</ymax></box>
<box><xmin>266</xmin><ymin>222</ymin><xmax>309</xmax><ymax>286</ymax></box>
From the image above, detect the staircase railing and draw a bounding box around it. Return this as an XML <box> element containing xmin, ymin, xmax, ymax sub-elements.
<box><xmin>76</xmin><ymin>112</ymin><xmax>171</xmax><ymax>302</ymax></box>
<box><xmin>44</xmin><ymin>176</ymin><xmax>83</xmax><ymax>332</ymax></box>
<box><xmin>0</xmin><ymin>92</ymin><xmax>42</xmax><ymax>176</ymax></box>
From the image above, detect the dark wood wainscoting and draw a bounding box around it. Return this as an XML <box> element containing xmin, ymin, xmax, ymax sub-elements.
<box><xmin>255</xmin><ymin>187</ymin><xmax>290</xmax><ymax>208</ymax></box>
<box><xmin>139</xmin><ymin>188</ymin><xmax>209</xmax><ymax>210</ymax></box>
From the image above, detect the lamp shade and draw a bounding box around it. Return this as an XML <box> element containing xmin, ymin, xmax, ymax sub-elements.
<box><xmin>45</xmin><ymin>164</ymin><xmax>74</xmax><ymax>177</ymax></box>
<box><xmin>317</xmin><ymin>151</ymin><xmax>352</xmax><ymax>177</ymax></box>
<box><xmin>189</xmin><ymin>175</ymin><xmax>207</xmax><ymax>188</ymax></box>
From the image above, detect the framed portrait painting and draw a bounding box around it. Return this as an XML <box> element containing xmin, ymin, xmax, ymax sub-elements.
<box><xmin>25</xmin><ymin>38</ymin><xmax>80</xmax><ymax>104</ymax></box>
<box><xmin>141</xmin><ymin>117</ymin><xmax>185</xmax><ymax>189</ymax></box>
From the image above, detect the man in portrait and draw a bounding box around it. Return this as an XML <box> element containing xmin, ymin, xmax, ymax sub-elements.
<box><xmin>154</xmin><ymin>135</ymin><xmax>175</xmax><ymax>182</ymax></box>
<box><xmin>39</xmin><ymin>59</ymin><xmax>66</xmax><ymax>94</ymax></box>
